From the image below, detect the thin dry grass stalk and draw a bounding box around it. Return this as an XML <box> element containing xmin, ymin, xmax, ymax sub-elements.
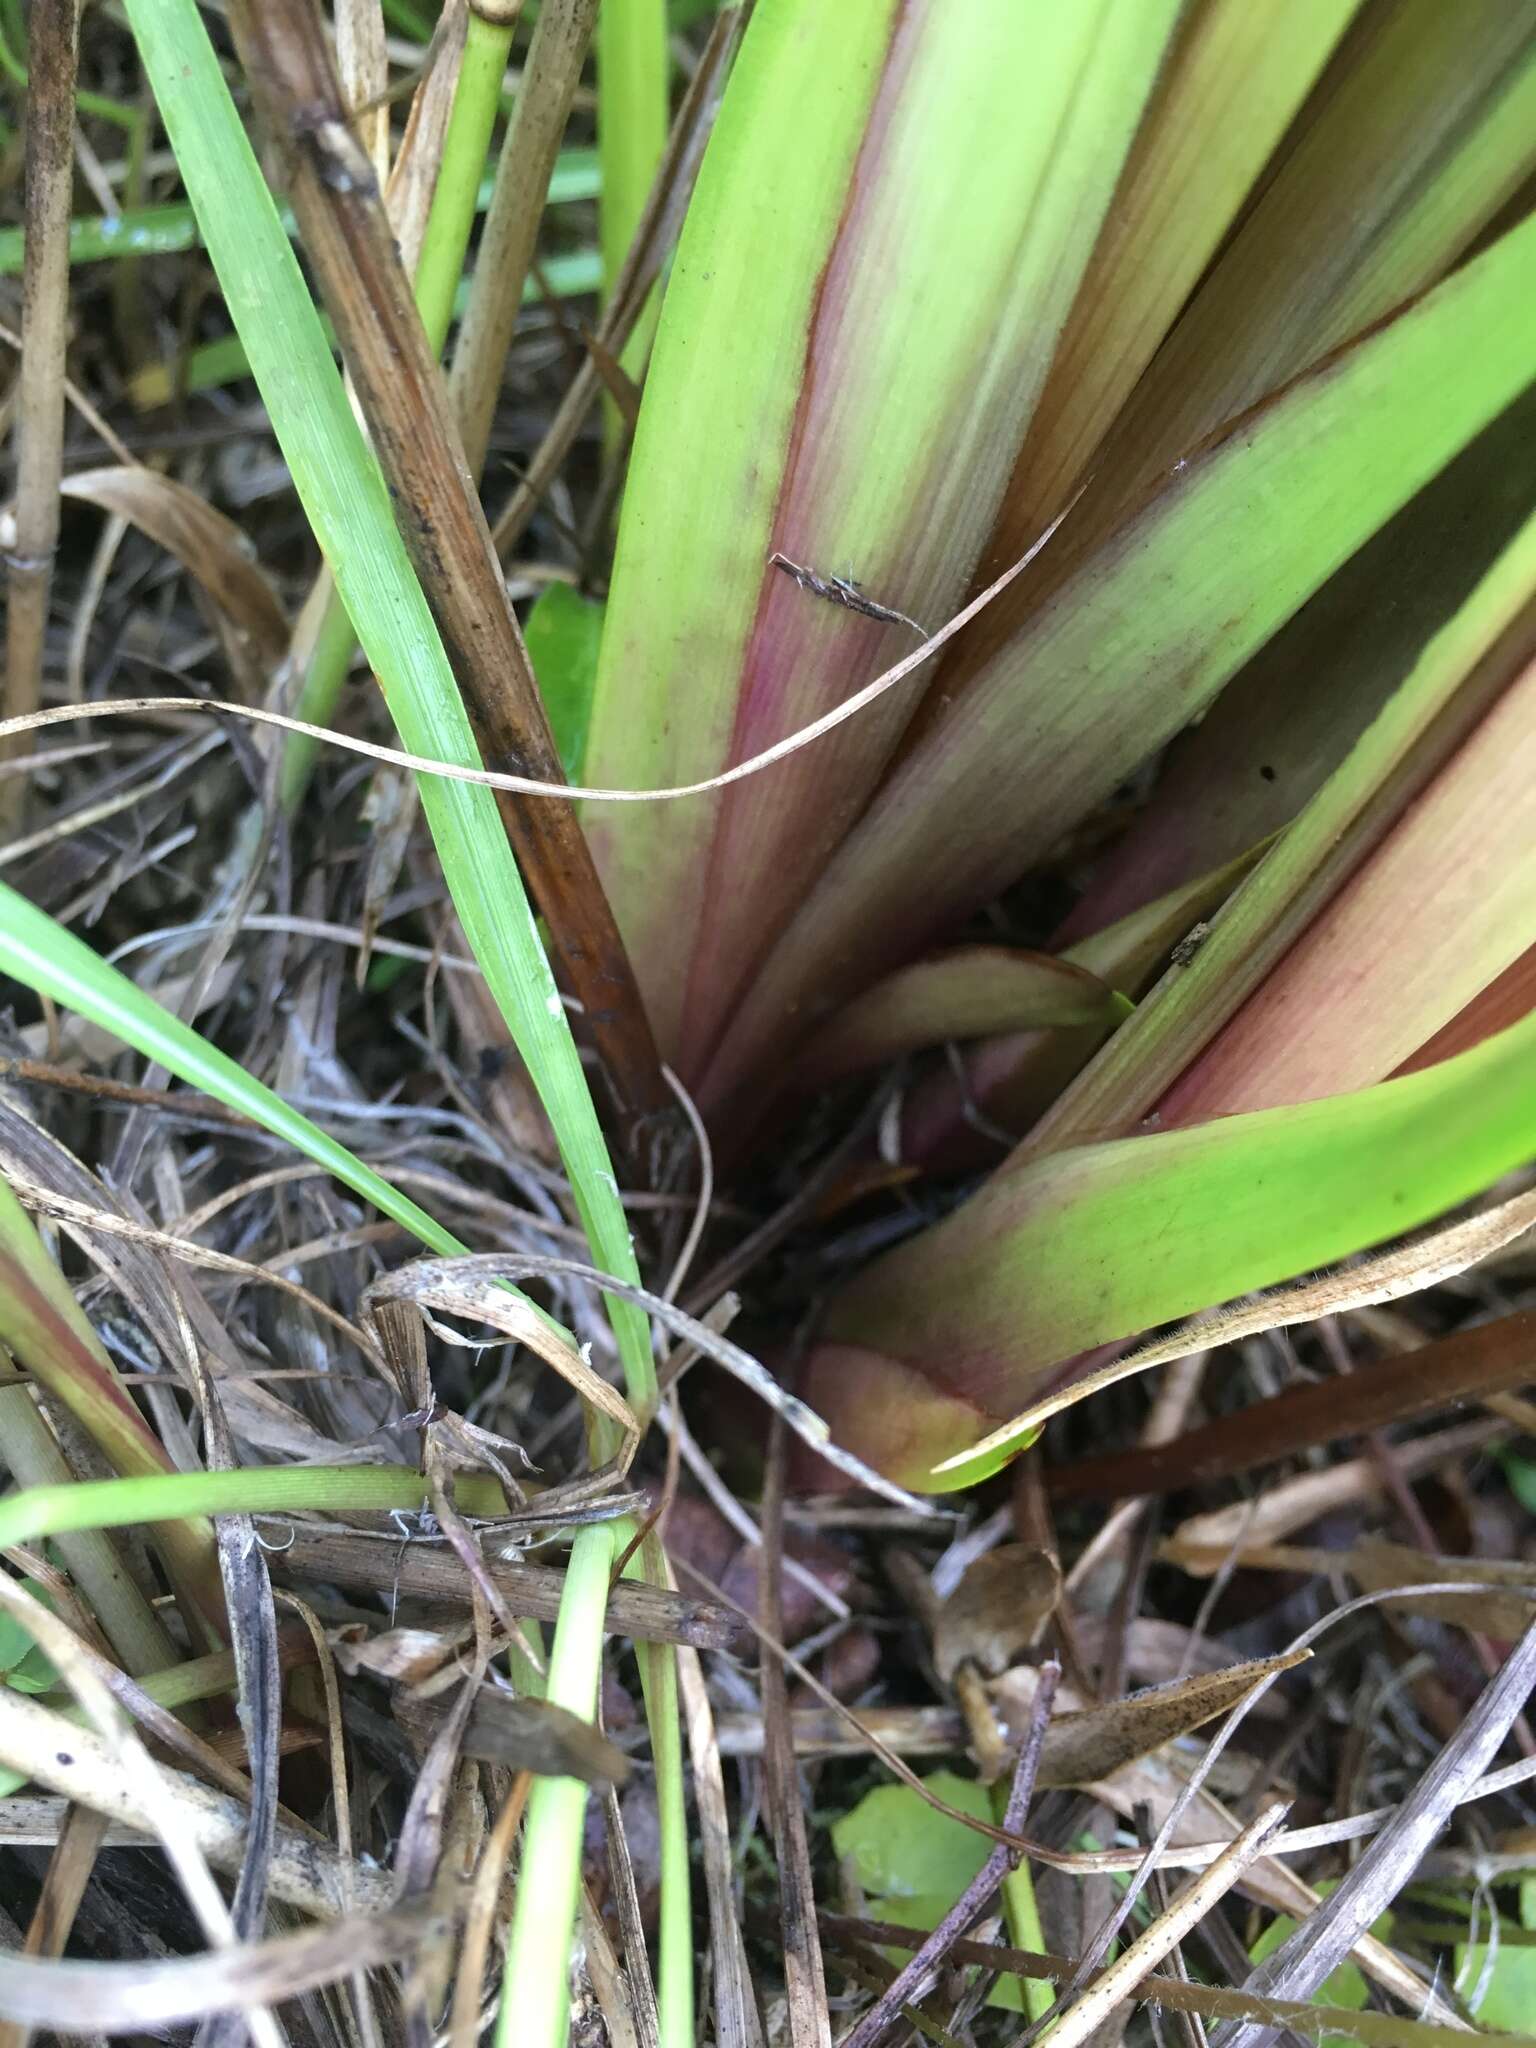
<box><xmin>1</xmin><ymin>0</ymin><xmax>81</xmax><ymax>815</ymax></box>
<box><xmin>1033</xmin><ymin>1802</ymin><xmax>1290</xmax><ymax>2048</ymax></box>
<box><xmin>759</xmin><ymin>1417</ymin><xmax>831</xmax><ymax>2048</ymax></box>
<box><xmin>451</xmin><ymin>0</ymin><xmax>602</xmax><ymax>475</ymax></box>
<box><xmin>265</xmin><ymin>1518</ymin><xmax>743</xmax><ymax>1648</ymax></box>
<box><xmin>1225</xmin><ymin>1615</ymin><xmax>1536</xmax><ymax>2048</ymax></box>
<box><xmin>488</xmin><ymin>7</ymin><xmax>742</xmax><ymax>554</ymax></box>
<box><xmin>224</xmin><ymin>0</ymin><xmax>668</xmax><ymax>1131</ymax></box>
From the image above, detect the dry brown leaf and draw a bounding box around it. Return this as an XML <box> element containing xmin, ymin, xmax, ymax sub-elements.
<box><xmin>328</xmin><ymin>1624</ymin><xmax>456</xmax><ymax>1686</ymax></box>
<box><xmin>989</xmin><ymin>1649</ymin><xmax>1310</xmax><ymax>1789</ymax></box>
<box><xmin>1347</xmin><ymin>1539</ymin><xmax>1536</xmax><ymax>1638</ymax></box>
<box><xmin>58</xmin><ymin>467</ymin><xmax>289</xmax><ymax>675</ymax></box>
<box><xmin>392</xmin><ymin>1683</ymin><xmax>630</xmax><ymax>1788</ymax></box>
<box><xmin>932</xmin><ymin>1545</ymin><xmax>1061</xmax><ymax>1683</ymax></box>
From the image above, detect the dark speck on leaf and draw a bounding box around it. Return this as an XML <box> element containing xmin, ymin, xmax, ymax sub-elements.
<box><xmin>1260</xmin><ymin>764</ymin><xmax>1278</xmax><ymax>782</ymax></box>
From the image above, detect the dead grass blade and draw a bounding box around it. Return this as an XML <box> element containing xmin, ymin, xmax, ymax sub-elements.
<box><xmin>603</xmin><ymin>1779</ymin><xmax>662</xmax><ymax>2048</ymax></box>
<box><xmin>267</xmin><ymin>1519</ymin><xmax>743</xmax><ymax>1650</ymax></box>
<box><xmin>1035</xmin><ymin>1802</ymin><xmax>1290</xmax><ymax>2048</ymax></box>
<box><xmin>1224</xmin><ymin>1616</ymin><xmax>1536</xmax><ymax>2048</ymax></box>
<box><xmin>760</xmin><ymin>1417</ymin><xmax>831</xmax><ymax>2048</ymax></box>
<box><xmin>386</xmin><ymin>0</ymin><xmax>469</xmax><ymax>274</ymax></box>
<box><xmin>822</xmin><ymin>1917</ymin><xmax>1483</xmax><ymax>2048</ymax></box>
<box><xmin>1</xmin><ymin>0</ymin><xmax>78</xmax><ymax>806</ymax></box>
<box><xmin>488</xmin><ymin>7</ymin><xmax>743</xmax><ymax>554</ymax></box>
<box><xmin>336</xmin><ymin>0</ymin><xmax>390</xmax><ymax>179</ymax></box>
<box><xmin>224</xmin><ymin>0</ymin><xmax>667</xmax><ymax>1129</ymax></box>
<box><xmin>448</xmin><ymin>1771</ymin><xmax>529</xmax><ymax>2048</ymax></box>
<box><xmin>451</xmin><ymin>0</ymin><xmax>602</xmax><ymax>473</ymax></box>
<box><xmin>0</xmin><ymin>1895</ymin><xmax>457</xmax><ymax>2033</ymax></box>
<box><xmin>4</xmin><ymin>1170</ymin><xmax>388</xmax><ymax>1378</ymax></box>
<box><xmin>677</xmin><ymin>1639</ymin><xmax>763</xmax><ymax>2048</ymax></box>
<box><xmin>1051</xmin><ymin>1302</ymin><xmax>1536</xmax><ymax>1502</ymax></box>
<box><xmin>57</xmin><ymin>466</ymin><xmax>290</xmax><ymax>678</ymax></box>
<box><xmin>203</xmin><ymin>1455</ymin><xmax>282</xmax><ymax>1995</ymax></box>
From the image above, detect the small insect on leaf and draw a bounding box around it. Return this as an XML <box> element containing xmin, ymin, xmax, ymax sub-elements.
<box><xmin>769</xmin><ymin>551</ymin><xmax>927</xmax><ymax>637</ymax></box>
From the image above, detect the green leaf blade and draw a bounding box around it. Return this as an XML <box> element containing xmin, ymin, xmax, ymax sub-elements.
<box><xmin>119</xmin><ymin>0</ymin><xmax>650</xmax><ymax>1404</ymax></box>
<box><xmin>704</xmin><ymin>209</ymin><xmax>1536</xmax><ymax>1112</ymax></box>
<box><xmin>810</xmin><ymin>1005</ymin><xmax>1536</xmax><ymax>1489</ymax></box>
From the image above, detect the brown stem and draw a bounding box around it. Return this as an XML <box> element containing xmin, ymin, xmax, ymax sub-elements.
<box><xmin>2</xmin><ymin>0</ymin><xmax>81</xmax><ymax>822</ymax></box>
<box><xmin>1047</xmin><ymin>1307</ymin><xmax>1536</xmax><ymax>1504</ymax></box>
<box><xmin>223</xmin><ymin>0</ymin><xmax>669</xmax><ymax>1137</ymax></box>
<box><xmin>487</xmin><ymin>8</ymin><xmax>742</xmax><ymax>555</ymax></box>
<box><xmin>450</xmin><ymin>0</ymin><xmax>602</xmax><ymax>480</ymax></box>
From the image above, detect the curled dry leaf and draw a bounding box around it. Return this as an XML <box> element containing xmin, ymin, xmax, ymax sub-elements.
<box><xmin>932</xmin><ymin>1544</ymin><xmax>1061</xmax><ymax>1683</ymax></box>
<box><xmin>361</xmin><ymin>1262</ymin><xmax>641</xmax><ymax>1463</ymax></box>
<box><xmin>989</xmin><ymin>1648</ymin><xmax>1310</xmax><ymax>1789</ymax></box>
<box><xmin>58</xmin><ymin>466</ymin><xmax>289</xmax><ymax>674</ymax></box>
<box><xmin>328</xmin><ymin>1624</ymin><xmax>456</xmax><ymax>1687</ymax></box>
